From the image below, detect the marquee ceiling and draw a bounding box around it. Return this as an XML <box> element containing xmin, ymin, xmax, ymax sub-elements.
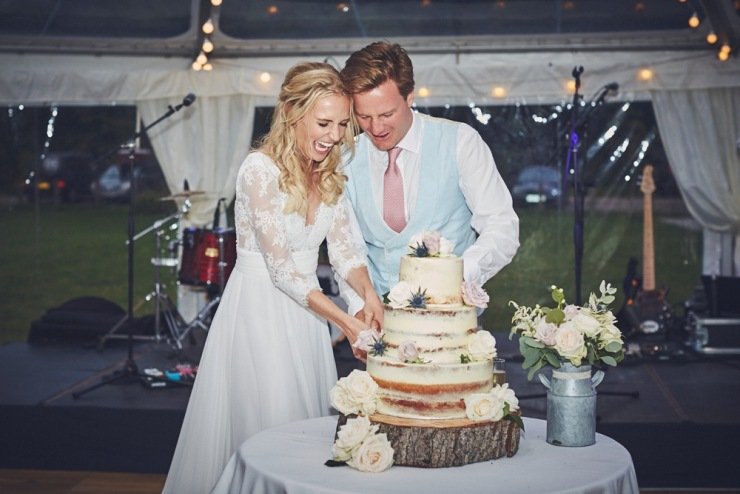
<box><xmin>0</xmin><ymin>0</ymin><xmax>737</xmax><ymax>59</ymax></box>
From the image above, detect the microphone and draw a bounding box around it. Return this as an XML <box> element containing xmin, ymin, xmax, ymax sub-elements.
<box><xmin>594</xmin><ymin>83</ymin><xmax>618</xmax><ymax>105</ymax></box>
<box><xmin>604</xmin><ymin>82</ymin><xmax>619</xmax><ymax>92</ymax></box>
<box><xmin>182</xmin><ymin>93</ymin><xmax>196</xmax><ymax>107</ymax></box>
<box><xmin>171</xmin><ymin>93</ymin><xmax>196</xmax><ymax>112</ymax></box>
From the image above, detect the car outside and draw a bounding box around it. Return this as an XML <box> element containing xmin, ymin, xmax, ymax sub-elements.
<box><xmin>91</xmin><ymin>148</ymin><xmax>168</xmax><ymax>201</ymax></box>
<box><xmin>511</xmin><ymin>165</ymin><xmax>562</xmax><ymax>206</ymax></box>
<box><xmin>23</xmin><ymin>151</ymin><xmax>95</xmax><ymax>203</ymax></box>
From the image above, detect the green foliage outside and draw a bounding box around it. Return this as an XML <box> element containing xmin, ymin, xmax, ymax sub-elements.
<box><xmin>0</xmin><ymin>200</ymin><xmax>700</xmax><ymax>345</ymax></box>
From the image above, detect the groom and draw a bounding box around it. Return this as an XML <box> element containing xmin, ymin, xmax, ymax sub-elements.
<box><xmin>337</xmin><ymin>41</ymin><xmax>519</xmax><ymax>318</ymax></box>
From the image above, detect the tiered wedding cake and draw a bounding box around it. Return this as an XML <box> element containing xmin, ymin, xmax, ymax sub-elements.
<box><xmin>329</xmin><ymin>232</ymin><xmax>521</xmax><ymax>471</ymax></box>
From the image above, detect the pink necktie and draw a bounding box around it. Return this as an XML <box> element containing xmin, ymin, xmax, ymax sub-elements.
<box><xmin>383</xmin><ymin>147</ymin><xmax>406</xmax><ymax>233</ymax></box>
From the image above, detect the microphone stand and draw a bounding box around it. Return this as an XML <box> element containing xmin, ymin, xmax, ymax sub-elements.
<box><xmin>567</xmin><ymin>66</ymin><xmax>585</xmax><ymax>306</ymax></box>
<box><xmin>74</xmin><ymin>95</ymin><xmax>194</xmax><ymax>398</ymax></box>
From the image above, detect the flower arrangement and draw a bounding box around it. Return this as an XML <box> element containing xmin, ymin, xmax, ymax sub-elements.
<box><xmin>509</xmin><ymin>281</ymin><xmax>625</xmax><ymax>380</ymax></box>
<box><xmin>407</xmin><ymin>230</ymin><xmax>454</xmax><ymax>257</ymax></box>
<box><xmin>328</xmin><ymin>369</ymin><xmax>394</xmax><ymax>472</ymax></box>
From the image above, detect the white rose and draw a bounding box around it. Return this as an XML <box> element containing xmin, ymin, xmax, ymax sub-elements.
<box><xmin>572</xmin><ymin>312</ymin><xmax>602</xmax><ymax>338</ymax></box>
<box><xmin>347</xmin><ymin>433</ymin><xmax>394</xmax><ymax>473</ymax></box>
<box><xmin>335</xmin><ymin>415</ymin><xmax>378</xmax><ymax>452</ymax></box>
<box><xmin>554</xmin><ymin>321</ymin><xmax>587</xmax><ymax>363</ymax></box>
<box><xmin>438</xmin><ymin>237</ymin><xmax>455</xmax><ymax>256</ymax></box>
<box><xmin>534</xmin><ymin>317</ymin><xmax>558</xmax><ymax>346</ymax></box>
<box><xmin>343</xmin><ymin>370</ymin><xmax>379</xmax><ymax>415</ymax></box>
<box><xmin>599</xmin><ymin>323</ymin><xmax>624</xmax><ymax>348</ymax></box>
<box><xmin>329</xmin><ymin>384</ymin><xmax>358</xmax><ymax>416</ymax></box>
<box><xmin>398</xmin><ymin>340</ymin><xmax>420</xmax><ymax>362</ymax></box>
<box><xmin>387</xmin><ymin>281</ymin><xmax>414</xmax><ymax>309</ymax></box>
<box><xmin>490</xmin><ymin>383</ymin><xmax>519</xmax><ymax>412</ymax></box>
<box><xmin>468</xmin><ymin>330</ymin><xmax>497</xmax><ymax>361</ymax></box>
<box><xmin>564</xmin><ymin>304</ymin><xmax>580</xmax><ymax>319</ymax></box>
<box><xmin>465</xmin><ymin>393</ymin><xmax>504</xmax><ymax>421</ymax></box>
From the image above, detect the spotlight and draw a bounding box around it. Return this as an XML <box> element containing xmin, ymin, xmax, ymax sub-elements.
<box><xmin>706</xmin><ymin>31</ymin><xmax>718</xmax><ymax>44</ymax></box>
<box><xmin>202</xmin><ymin>38</ymin><xmax>214</xmax><ymax>53</ymax></box>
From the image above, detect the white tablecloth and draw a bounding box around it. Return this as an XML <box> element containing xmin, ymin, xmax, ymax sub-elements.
<box><xmin>213</xmin><ymin>416</ymin><xmax>639</xmax><ymax>494</ymax></box>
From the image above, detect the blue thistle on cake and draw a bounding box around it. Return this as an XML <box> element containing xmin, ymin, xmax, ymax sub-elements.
<box><xmin>409</xmin><ymin>241</ymin><xmax>430</xmax><ymax>258</ymax></box>
<box><xmin>408</xmin><ymin>288</ymin><xmax>429</xmax><ymax>309</ymax></box>
<box><xmin>369</xmin><ymin>337</ymin><xmax>387</xmax><ymax>357</ymax></box>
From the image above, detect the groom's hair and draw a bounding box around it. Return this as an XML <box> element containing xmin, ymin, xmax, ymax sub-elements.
<box><xmin>340</xmin><ymin>41</ymin><xmax>415</xmax><ymax>99</ymax></box>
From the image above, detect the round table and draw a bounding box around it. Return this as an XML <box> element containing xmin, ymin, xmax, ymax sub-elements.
<box><xmin>212</xmin><ymin>416</ymin><xmax>639</xmax><ymax>494</ymax></box>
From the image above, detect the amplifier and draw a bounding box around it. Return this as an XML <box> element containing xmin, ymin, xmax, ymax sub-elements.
<box><xmin>688</xmin><ymin>313</ymin><xmax>740</xmax><ymax>355</ymax></box>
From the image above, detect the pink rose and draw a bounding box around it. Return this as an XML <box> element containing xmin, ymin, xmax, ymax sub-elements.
<box><xmin>534</xmin><ymin>317</ymin><xmax>558</xmax><ymax>346</ymax></box>
<box><xmin>462</xmin><ymin>281</ymin><xmax>490</xmax><ymax>309</ymax></box>
<box><xmin>421</xmin><ymin>231</ymin><xmax>441</xmax><ymax>256</ymax></box>
<box><xmin>398</xmin><ymin>340</ymin><xmax>420</xmax><ymax>362</ymax></box>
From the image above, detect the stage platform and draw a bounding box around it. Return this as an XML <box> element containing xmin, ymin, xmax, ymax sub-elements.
<box><xmin>1</xmin><ymin>327</ymin><xmax>739</xmax><ymax>490</ymax></box>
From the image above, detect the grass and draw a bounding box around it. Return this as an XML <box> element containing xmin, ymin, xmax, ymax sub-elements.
<box><xmin>0</xmin><ymin>200</ymin><xmax>701</xmax><ymax>344</ymax></box>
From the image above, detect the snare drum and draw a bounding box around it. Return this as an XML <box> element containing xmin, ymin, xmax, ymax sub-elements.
<box><xmin>178</xmin><ymin>227</ymin><xmax>236</xmax><ymax>288</ymax></box>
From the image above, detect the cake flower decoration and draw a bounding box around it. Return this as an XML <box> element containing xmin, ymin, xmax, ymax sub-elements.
<box><xmin>461</xmin><ymin>280</ymin><xmax>490</xmax><ymax>309</ymax></box>
<box><xmin>407</xmin><ymin>231</ymin><xmax>454</xmax><ymax>257</ymax></box>
<box><xmin>352</xmin><ymin>328</ymin><xmax>387</xmax><ymax>357</ymax></box>
<box><xmin>464</xmin><ymin>383</ymin><xmax>522</xmax><ymax>429</ymax></box>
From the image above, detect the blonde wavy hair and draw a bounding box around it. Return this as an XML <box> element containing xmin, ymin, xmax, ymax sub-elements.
<box><xmin>259</xmin><ymin>62</ymin><xmax>356</xmax><ymax>215</ymax></box>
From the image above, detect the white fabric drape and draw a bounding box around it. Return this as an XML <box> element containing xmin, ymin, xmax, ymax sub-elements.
<box><xmin>651</xmin><ymin>87</ymin><xmax>740</xmax><ymax>275</ymax></box>
<box><xmin>137</xmin><ymin>94</ymin><xmax>255</xmax><ymax>225</ymax></box>
<box><xmin>137</xmin><ymin>94</ymin><xmax>256</xmax><ymax>315</ymax></box>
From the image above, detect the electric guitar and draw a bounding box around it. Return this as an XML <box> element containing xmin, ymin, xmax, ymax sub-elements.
<box><xmin>619</xmin><ymin>165</ymin><xmax>673</xmax><ymax>335</ymax></box>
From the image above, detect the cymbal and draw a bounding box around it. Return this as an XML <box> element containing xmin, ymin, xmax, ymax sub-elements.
<box><xmin>159</xmin><ymin>190</ymin><xmax>205</xmax><ymax>201</ymax></box>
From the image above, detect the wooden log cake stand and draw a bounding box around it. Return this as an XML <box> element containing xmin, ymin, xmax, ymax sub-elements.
<box><xmin>336</xmin><ymin>413</ymin><xmax>521</xmax><ymax>468</ymax></box>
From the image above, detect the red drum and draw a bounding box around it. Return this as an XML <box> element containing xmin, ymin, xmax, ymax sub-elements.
<box><xmin>179</xmin><ymin>227</ymin><xmax>236</xmax><ymax>288</ymax></box>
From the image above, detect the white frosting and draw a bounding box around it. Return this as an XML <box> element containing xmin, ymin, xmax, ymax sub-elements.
<box><xmin>398</xmin><ymin>256</ymin><xmax>463</xmax><ymax>305</ymax></box>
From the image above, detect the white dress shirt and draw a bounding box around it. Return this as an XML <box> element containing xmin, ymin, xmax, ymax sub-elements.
<box><xmin>342</xmin><ymin>111</ymin><xmax>520</xmax><ymax>315</ymax></box>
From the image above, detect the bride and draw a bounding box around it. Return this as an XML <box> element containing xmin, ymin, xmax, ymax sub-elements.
<box><xmin>162</xmin><ymin>62</ymin><xmax>383</xmax><ymax>494</ymax></box>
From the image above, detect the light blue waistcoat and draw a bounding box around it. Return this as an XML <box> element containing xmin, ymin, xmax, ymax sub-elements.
<box><xmin>344</xmin><ymin>115</ymin><xmax>476</xmax><ymax>296</ymax></box>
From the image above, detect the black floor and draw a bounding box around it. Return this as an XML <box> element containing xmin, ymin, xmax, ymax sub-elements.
<box><xmin>2</xmin><ymin>322</ymin><xmax>740</xmax><ymax>490</ymax></box>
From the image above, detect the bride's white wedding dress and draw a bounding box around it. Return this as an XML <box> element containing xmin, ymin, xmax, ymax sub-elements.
<box><xmin>162</xmin><ymin>152</ymin><xmax>367</xmax><ymax>494</ymax></box>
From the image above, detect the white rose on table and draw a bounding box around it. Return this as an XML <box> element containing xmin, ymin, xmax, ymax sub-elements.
<box><xmin>398</xmin><ymin>340</ymin><xmax>420</xmax><ymax>362</ymax></box>
<box><xmin>461</xmin><ymin>281</ymin><xmax>490</xmax><ymax>309</ymax></box>
<box><xmin>348</xmin><ymin>433</ymin><xmax>395</xmax><ymax>473</ymax></box>
<box><xmin>564</xmin><ymin>304</ymin><xmax>580</xmax><ymax>319</ymax></box>
<box><xmin>572</xmin><ymin>312</ymin><xmax>602</xmax><ymax>338</ymax></box>
<box><xmin>534</xmin><ymin>317</ymin><xmax>558</xmax><ymax>346</ymax></box>
<box><xmin>387</xmin><ymin>281</ymin><xmax>414</xmax><ymax>309</ymax></box>
<box><xmin>468</xmin><ymin>330</ymin><xmax>497</xmax><ymax>361</ymax></box>
<box><xmin>465</xmin><ymin>393</ymin><xmax>505</xmax><ymax>421</ymax></box>
<box><xmin>490</xmin><ymin>383</ymin><xmax>519</xmax><ymax>412</ymax></box>
<box><xmin>333</xmin><ymin>415</ymin><xmax>378</xmax><ymax>459</ymax></box>
<box><xmin>554</xmin><ymin>321</ymin><xmax>587</xmax><ymax>363</ymax></box>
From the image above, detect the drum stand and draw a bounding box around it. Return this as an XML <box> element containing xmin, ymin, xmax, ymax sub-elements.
<box><xmin>97</xmin><ymin>209</ymin><xmax>187</xmax><ymax>351</ymax></box>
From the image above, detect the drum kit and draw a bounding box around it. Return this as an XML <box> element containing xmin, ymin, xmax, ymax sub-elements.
<box><xmin>98</xmin><ymin>189</ymin><xmax>236</xmax><ymax>351</ymax></box>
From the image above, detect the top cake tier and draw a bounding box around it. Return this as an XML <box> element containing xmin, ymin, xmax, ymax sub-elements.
<box><xmin>399</xmin><ymin>255</ymin><xmax>463</xmax><ymax>306</ymax></box>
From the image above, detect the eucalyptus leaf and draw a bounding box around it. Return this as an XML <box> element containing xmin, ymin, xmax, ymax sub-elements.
<box><xmin>521</xmin><ymin>335</ymin><xmax>545</xmax><ymax>349</ymax></box>
<box><xmin>605</xmin><ymin>341</ymin><xmax>623</xmax><ymax>352</ymax></box>
<box><xmin>544</xmin><ymin>351</ymin><xmax>561</xmax><ymax>367</ymax></box>
<box><xmin>601</xmin><ymin>355</ymin><xmax>618</xmax><ymax>366</ymax></box>
<box><xmin>522</xmin><ymin>348</ymin><xmax>541</xmax><ymax>368</ymax></box>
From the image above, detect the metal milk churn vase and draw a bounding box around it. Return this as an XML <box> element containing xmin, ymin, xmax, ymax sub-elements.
<box><xmin>538</xmin><ymin>362</ymin><xmax>604</xmax><ymax>447</ymax></box>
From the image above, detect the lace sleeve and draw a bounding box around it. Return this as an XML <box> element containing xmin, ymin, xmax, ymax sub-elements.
<box><xmin>238</xmin><ymin>154</ymin><xmax>320</xmax><ymax>307</ymax></box>
<box><xmin>326</xmin><ymin>195</ymin><xmax>368</xmax><ymax>282</ymax></box>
